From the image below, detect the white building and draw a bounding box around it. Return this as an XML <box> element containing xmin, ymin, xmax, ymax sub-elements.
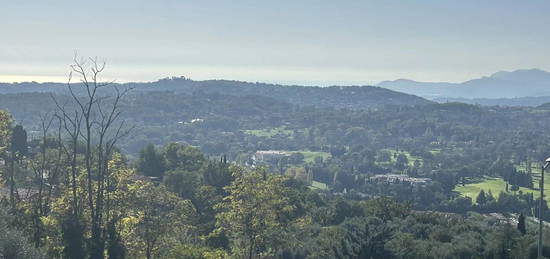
<box><xmin>370</xmin><ymin>174</ymin><xmax>432</xmax><ymax>186</ymax></box>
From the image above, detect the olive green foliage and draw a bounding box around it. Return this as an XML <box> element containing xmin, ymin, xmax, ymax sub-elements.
<box><xmin>0</xmin><ymin>109</ymin><xmax>12</xmax><ymax>157</ymax></box>
<box><xmin>3</xmin><ymin>130</ymin><xmax>550</xmax><ymax>259</ymax></box>
<box><xmin>0</xmin><ymin>205</ymin><xmax>44</xmax><ymax>259</ymax></box>
<box><xmin>215</xmin><ymin>167</ymin><xmax>305</xmax><ymax>258</ymax></box>
<box><xmin>312</xmin><ymin>216</ymin><xmax>393</xmax><ymax>258</ymax></box>
<box><xmin>121</xmin><ymin>180</ymin><xmax>196</xmax><ymax>259</ymax></box>
<box><xmin>163</xmin><ymin>143</ymin><xmax>206</xmax><ymax>172</ymax></box>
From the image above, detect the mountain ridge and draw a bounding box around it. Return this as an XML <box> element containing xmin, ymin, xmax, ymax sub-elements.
<box><xmin>378</xmin><ymin>68</ymin><xmax>550</xmax><ymax>99</ymax></box>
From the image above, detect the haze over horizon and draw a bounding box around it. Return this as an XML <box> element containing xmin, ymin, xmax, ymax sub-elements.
<box><xmin>1</xmin><ymin>68</ymin><xmax>548</xmax><ymax>88</ymax></box>
<box><xmin>2</xmin><ymin>1</ymin><xmax>550</xmax><ymax>85</ymax></box>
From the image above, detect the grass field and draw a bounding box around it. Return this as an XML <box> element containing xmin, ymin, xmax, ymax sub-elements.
<box><xmin>515</xmin><ymin>162</ymin><xmax>539</xmax><ymax>173</ymax></box>
<box><xmin>511</xmin><ymin>162</ymin><xmax>550</xmax><ymax>199</ymax></box>
<box><xmin>455</xmin><ymin>174</ymin><xmax>550</xmax><ymax>205</ymax></box>
<box><xmin>429</xmin><ymin>148</ymin><xmax>442</xmax><ymax>154</ymax></box>
<box><xmin>310</xmin><ymin>180</ymin><xmax>329</xmax><ymax>190</ymax></box>
<box><xmin>293</xmin><ymin>150</ymin><xmax>331</xmax><ymax>163</ymax></box>
<box><xmin>244</xmin><ymin>127</ymin><xmax>293</xmax><ymax>138</ymax></box>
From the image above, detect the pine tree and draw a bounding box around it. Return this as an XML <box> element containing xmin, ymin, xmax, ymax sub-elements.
<box><xmin>517</xmin><ymin>213</ymin><xmax>526</xmax><ymax>235</ymax></box>
<box><xmin>476</xmin><ymin>190</ymin><xmax>487</xmax><ymax>205</ymax></box>
<box><xmin>487</xmin><ymin>190</ymin><xmax>495</xmax><ymax>203</ymax></box>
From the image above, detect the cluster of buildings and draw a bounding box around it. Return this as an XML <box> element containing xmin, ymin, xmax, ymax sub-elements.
<box><xmin>370</xmin><ymin>174</ymin><xmax>432</xmax><ymax>186</ymax></box>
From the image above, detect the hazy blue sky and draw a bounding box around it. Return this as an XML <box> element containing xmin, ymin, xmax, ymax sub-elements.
<box><xmin>1</xmin><ymin>0</ymin><xmax>549</xmax><ymax>85</ymax></box>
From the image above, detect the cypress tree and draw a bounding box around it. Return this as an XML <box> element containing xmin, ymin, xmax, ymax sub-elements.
<box><xmin>11</xmin><ymin>124</ymin><xmax>27</xmax><ymax>158</ymax></box>
<box><xmin>518</xmin><ymin>213</ymin><xmax>526</xmax><ymax>235</ymax></box>
<box><xmin>476</xmin><ymin>190</ymin><xmax>487</xmax><ymax>205</ymax></box>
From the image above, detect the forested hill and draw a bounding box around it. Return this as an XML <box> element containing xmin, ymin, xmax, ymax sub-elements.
<box><xmin>0</xmin><ymin>77</ymin><xmax>431</xmax><ymax>109</ymax></box>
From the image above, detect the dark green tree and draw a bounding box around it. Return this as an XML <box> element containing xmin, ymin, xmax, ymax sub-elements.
<box><xmin>106</xmin><ymin>220</ymin><xmax>125</xmax><ymax>259</ymax></box>
<box><xmin>136</xmin><ymin>144</ymin><xmax>165</xmax><ymax>178</ymax></box>
<box><xmin>476</xmin><ymin>190</ymin><xmax>487</xmax><ymax>205</ymax></box>
<box><xmin>517</xmin><ymin>213</ymin><xmax>526</xmax><ymax>235</ymax></box>
<box><xmin>163</xmin><ymin>169</ymin><xmax>200</xmax><ymax>201</ymax></box>
<box><xmin>332</xmin><ymin>217</ymin><xmax>393</xmax><ymax>258</ymax></box>
<box><xmin>10</xmin><ymin>124</ymin><xmax>28</xmax><ymax>157</ymax></box>
<box><xmin>60</xmin><ymin>214</ymin><xmax>86</xmax><ymax>259</ymax></box>
<box><xmin>395</xmin><ymin>153</ymin><xmax>408</xmax><ymax>170</ymax></box>
<box><xmin>203</xmin><ymin>157</ymin><xmax>233</xmax><ymax>192</ymax></box>
<box><xmin>163</xmin><ymin>143</ymin><xmax>205</xmax><ymax>171</ymax></box>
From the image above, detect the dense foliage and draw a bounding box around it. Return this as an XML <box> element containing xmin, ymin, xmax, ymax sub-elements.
<box><xmin>3</xmin><ymin>71</ymin><xmax>550</xmax><ymax>258</ymax></box>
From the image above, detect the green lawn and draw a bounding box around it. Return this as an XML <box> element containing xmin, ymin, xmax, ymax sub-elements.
<box><xmin>515</xmin><ymin>162</ymin><xmax>539</xmax><ymax>173</ymax></box>
<box><xmin>429</xmin><ymin>148</ymin><xmax>442</xmax><ymax>155</ymax></box>
<box><xmin>310</xmin><ymin>180</ymin><xmax>329</xmax><ymax>190</ymax></box>
<box><xmin>531</xmin><ymin>171</ymin><xmax>550</xmax><ymax>197</ymax></box>
<box><xmin>455</xmin><ymin>174</ymin><xmax>550</xmax><ymax>205</ymax></box>
<box><xmin>244</xmin><ymin>127</ymin><xmax>293</xmax><ymax>138</ymax></box>
<box><xmin>512</xmin><ymin>162</ymin><xmax>550</xmax><ymax>197</ymax></box>
<box><xmin>294</xmin><ymin>150</ymin><xmax>331</xmax><ymax>164</ymax></box>
<box><xmin>455</xmin><ymin>177</ymin><xmax>509</xmax><ymax>199</ymax></box>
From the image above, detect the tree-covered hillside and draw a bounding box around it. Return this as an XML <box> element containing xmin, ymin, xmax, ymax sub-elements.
<box><xmin>0</xmin><ymin>77</ymin><xmax>431</xmax><ymax>109</ymax></box>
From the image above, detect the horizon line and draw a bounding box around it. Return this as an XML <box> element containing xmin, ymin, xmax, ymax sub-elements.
<box><xmin>0</xmin><ymin>67</ymin><xmax>546</xmax><ymax>86</ymax></box>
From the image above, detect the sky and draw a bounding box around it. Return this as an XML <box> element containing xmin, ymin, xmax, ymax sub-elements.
<box><xmin>1</xmin><ymin>0</ymin><xmax>550</xmax><ymax>85</ymax></box>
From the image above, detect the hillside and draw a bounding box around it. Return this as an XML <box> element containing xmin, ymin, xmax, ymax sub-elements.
<box><xmin>0</xmin><ymin>78</ymin><xmax>431</xmax><ymax>109</ymax></box>
<box><xmin>3</xmin><ymin>78</ymin><xmax>550</xmax><ymax>258</ymax></box>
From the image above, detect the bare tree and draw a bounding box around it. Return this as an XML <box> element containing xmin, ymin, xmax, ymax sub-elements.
<box><xmin>54</xmin><ymin>54</ymin><xmax>131</xmax><ymax>258</ymax></box>
<box><xmin>53</xmin><ymin>95</ymin><xmax>83</xmax><ymax>217</ymax></box>
<box><xmin>28</xmin><ymin>112</ymin><xmax>65</xmax><ymax>247</ymax></box>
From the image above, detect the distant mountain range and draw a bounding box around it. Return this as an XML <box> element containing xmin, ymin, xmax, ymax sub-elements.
<box><xmin>378</xmin><ymin>69</ymin><xmax>550</xmax><ymax>99</ymax></box>
<box><xmin>0</xmin><ymin>78</ymin><xmax>431</xmax><ymax>110</ymax></box>
<box><xmin>431</xmin><ymin>96</ymin><xmax>550</xmax><ymax>107</ymax></box>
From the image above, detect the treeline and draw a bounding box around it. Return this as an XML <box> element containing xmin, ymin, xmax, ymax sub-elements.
<box><xmin>0</xmin><ymin>77</ymin><xmax>431</xmax><ymax>109</ymax></box>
